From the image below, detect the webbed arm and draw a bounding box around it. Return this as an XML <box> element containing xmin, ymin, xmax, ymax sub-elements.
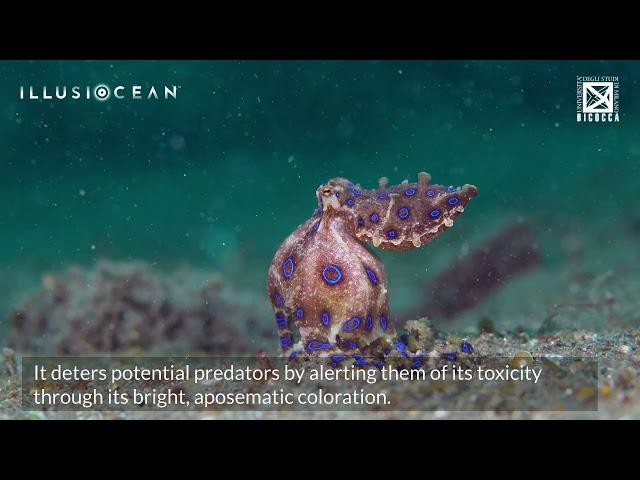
<box><xmin>351</xmin><ymin>172</ymin><xmax>478</xmax><ymax>251</ymax></box>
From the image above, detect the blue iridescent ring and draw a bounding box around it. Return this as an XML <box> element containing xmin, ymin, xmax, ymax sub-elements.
<box><xmin>346</xmin><ymin>198</ymin><xmax>355</xmax><ymax>207</ymax></box>
<box><xmin>295</xmin><ymin>308</ymin><xmax>304</xmax><ymax>318</ymax></box>
<box><xmin>322</xmin><ymin>264</ymin><xmax>343</xmax><ymax>285</ymax></box>
<box><xmin>321</xmin><ymin>311</ymin><xmax>331</xmax><ymax>326</ymax></box>
<box><xmin>404</xmin><ymin>188</ymin><xmax>417</xmax><ymax>196</ymax></box>
<box><xmin>282</xmin><ymin>256</ymin><xmax>295</xmax><ymax>279</ymax></box>
<box><xmin>343</xmin><ymin>316</ymin><xmax>361</xmax><ymax>332</ymax></box>
<box><xmin>379</xmin><ymin>315</ymin><xmax>388</xmax><ymax>331</ymax></box>
<box><xmin>307</xmin><ymin>340</ymin><xmax>332</xmax><ymax>351</ymax></box>
<box><xmin>387</xmin><ymin>229</ymin><xmax>397</xmax><ymax>238</ymax></box>
<box><xmin>460</xmin><ymin>341</ymin><xmax>474</xmax><ymax>353</ymax></box>
<box><xmin>448</xmin><ymin>196</ymin><xmax>459</xmax><ymax>206</ymax></box>
<box><xmin>426</xmin><ymin>189</ymin><xmax>436</xmax><ymax>197</ymax></box>
<box><xmin>365</xmin><ymin>315</ymin><xmax>373</xmax><ymax>331</ymax></box>
<box><xmin>273</xmin><ymin>292</ymin><xmax>284</xmax><ymax>306</ymax></box>
<box><xmin>398</xmin><ymin>207</ymin><xmax>410</xmax><ymax>219</ymax></box>
<box><xmin>429</xmin><ymin>209</ymin><xmax>441</xmax><ymax>218</ymax></box>
<box><xmin>370</xmin><ymin>212</ymin><xmax>380</xmax><ymax>223</ymax></box>
<box><xmin>365</xmin><ymin>267</ymin><xmax>378</xmax><ymax>285</ymax></box>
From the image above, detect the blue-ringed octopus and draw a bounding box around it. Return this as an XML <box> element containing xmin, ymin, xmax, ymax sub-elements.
<box><xmin>267</xmin><ymin>171</ymin><xmax>477</xmax><ymax>365</ymax></box>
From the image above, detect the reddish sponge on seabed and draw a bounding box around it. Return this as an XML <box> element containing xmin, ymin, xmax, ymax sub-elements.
<box><xmin>267</xmin><ymin>171</ymin><xmax>478</xmax><ymax>360</ymax></box>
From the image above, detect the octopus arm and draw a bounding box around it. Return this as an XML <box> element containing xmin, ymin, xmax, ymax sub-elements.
<box><xmin>352</xmin><ymin>173</ymin><xmax>478</xmax><ymax>251</ymax></box>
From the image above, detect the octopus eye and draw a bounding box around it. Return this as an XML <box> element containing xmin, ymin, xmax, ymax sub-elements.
<box><xmin>322</xmin><ymin>187</ymin><xmax>332</xmax><ymax>196</ymax></box>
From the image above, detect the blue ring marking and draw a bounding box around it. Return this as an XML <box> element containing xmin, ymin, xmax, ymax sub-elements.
<box><xmin>365</xmin><ymin>267</ymin><xmax>378</xmax><ymax>285</ymax></box>
<box><xmin>370</xmin><ymin>212</ymin><xmax>380</xmax><ymax>223</ymax></box>
<box><xmin>442</xmin><ymin>352</ymin><xmax>458</xmax><ymax>361</ymax></box>
<box><xmin>412</xmin><ymin>360</ymin><xmax>423</xmax><ymax>368</ymax></box>
<box><xmin>383</xmin><ymin>348</ymin><xmax>391</xmax><ymax>355</ymax></box>
<box><xmin>379</xmin><ymin>315</ymin><xmax>388</xmax><ymax>331</ymax></box>
<box><xmin>377</xmin><ymin>191</ymin><xmax>389</xmax><ymax>200</ymax></box>
<box><xmin>460</xmin><ymin>341</ymin><xmax>474</xmax><ymax>353</ymax></box>
<box><xmin>447</xmin><ymin>186</ymin><xmax>457</xmax><ymax>192</ymax></box>
<box><xmin>398</xmin><ymin>207</ymin><xmax>410</xmax><ymax>219</ymax></box>
<box><xmin>321</xmin><ymin>264</ymin><xmax>343</xmax><ymax>285</ymax></box>
<box><xmin>448</xmin><ymin>196</ymin><xmax>459</xmax><ymax>206</ymax></box>
<box><xmin>357</xmin><ymin>217</ymin><xmax>364</xmax><ymax>228</ymax></box>
<box><xmin>395</xmin><ymin>340</ymin><xmax>407</xmax><ymax>351</ymax></box>
<box><xmin>345</xmin><ymin>340</ymin><xmax>358</xmax><ymax>349</ymax></box>
<box><xmin>346</xmin><ymin>198</ymin><xmax>355</xmax><ymax>207</ymax></box>
<box><xmin>426</xmin><ymin>189</ymin><xmax>436</xmax><ymax>197</ymax></box>
<box><xmin>282</xmin><ymin>256</ymin><xmax>295</xmax><ymax>279</ymax></box>
<box><xmin>273</xmin><ymin>292</ymin><xmax>284</xmax><ymax>306</ymax></box>
<box><xmin>330</xmin><ymin>362</ymin><xmax>338</xmax><ymax>368</ymax></box>
<box><xmin>429</xmin><ymin>209</ymin><xmax>441</xmax><ymax>218</ymax></box>
<box><xmin>331</xmin><ymin>355</ymin><xmax>345</xmax><ymax>362</ymax></box>
<box><xmin>275</xmin><ymin>313</ymin><xmax>287</xmax><ymax>329</ymax></box>
<box><xmin>321</xmin><ymin>311</ymin><xmax>331</xmax><ymax>326</ymax></box>
<box><xmin>350</xmin><ymin>186</ymin><xmax>362</xmax><ymax>196</ymax></box>
<box><xmin>288</xmin><ymin>351</ymin><xmax>298</xmax><ymax>361</ymax></box>
<box><xmin>353</xmin><ymin>354</ymin><xmax>364</xmax><ymax>361</ymax></box>
<box><xmin>355</xmin><ymin>359</ymin><xmax>368</xmax><ymax>366</ymax></box>
<box><xmin>280</xmin><ymin>336</ymin><xmax>293</xmax><ymax>348</ymax></box>
<box><xmin>387</xmin><ymin>229</ymin><xmax>397</xmax><ymax>239</ymax></box>
<box><xmin>404</xmin><ymin>187</ymin><xmax>417</xmax><ymax>196</ymax></box>
<box><xmin>365</xmin><ymin>315</ymin><xmax>373</xmax><ymax>331</ymax></box>
<box><xmin>295</xmin><ymin>308</ymin><xmax>304</xmax><ymax>319</ymax></box>
<box><xmin>343</xmin><ymin>316</ymin><xmax>361</xmax><ymax>332</ymax></box>
<box><xmin>307</xmin><ymin>340</ymin><xmax>332</xmax><ymax>351</ymax></box>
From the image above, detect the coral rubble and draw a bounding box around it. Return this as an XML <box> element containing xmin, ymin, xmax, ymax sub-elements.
<box><xmin>7</xmin><ymin>261</ymin><xmax>262</xmax><ymax>355</ymax></box>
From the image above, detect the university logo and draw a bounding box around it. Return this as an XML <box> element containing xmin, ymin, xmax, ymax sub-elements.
<box><xmin>576</xmin><ymin>76</ymin><xmax>619</xmax><ymax>123</ymax></box>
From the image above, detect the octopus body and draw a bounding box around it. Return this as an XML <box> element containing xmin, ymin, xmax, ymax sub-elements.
<box><xmin>268</xmin><ymin>171</ymin><xmax>477</xmax><ymax>362</ymax></box>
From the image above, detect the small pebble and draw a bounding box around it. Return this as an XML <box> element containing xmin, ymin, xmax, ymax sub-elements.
<box><xmin>511</xmin><ymin>351</ymin><xmax>533</xmax><ymax>368</ymax></box>
<box><xmin>576</xmin><ymin>385</ymin><xmax>596</xmax><ymax>403</ymax></box>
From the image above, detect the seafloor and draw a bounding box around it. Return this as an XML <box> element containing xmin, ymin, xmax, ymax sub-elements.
<box><xmin>1</xmin><ymin>217</ymin><xmax>639</xmax><ymax>420</ymax></box>
<box><xmin>2</xmin><ymin>327</ymin><xmax>639</xmax><ymax>420</ymax></box>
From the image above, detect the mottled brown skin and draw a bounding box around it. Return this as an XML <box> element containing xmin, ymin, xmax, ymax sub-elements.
<box><xmin>268</xmin><ymin>172</ymin><xmax>477</xmax><ymax>359</ymax></box>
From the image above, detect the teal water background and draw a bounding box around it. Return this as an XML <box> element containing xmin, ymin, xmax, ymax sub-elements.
<box><xmin>1</xmin><ymin>60</ymin><xmax>639</xmax><ymax>337</ymax></box>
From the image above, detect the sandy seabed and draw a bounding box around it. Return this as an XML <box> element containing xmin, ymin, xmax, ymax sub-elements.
<box><xmin>2</xmin><ymin>328</ymin><xmax>639</xmax><ymax>420</ymax></box>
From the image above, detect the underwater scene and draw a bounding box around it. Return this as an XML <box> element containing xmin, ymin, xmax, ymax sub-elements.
<box><xmin>1</xmin><ymin>60</ymin><xmax>639</xmax><ymax>419</ymax></box>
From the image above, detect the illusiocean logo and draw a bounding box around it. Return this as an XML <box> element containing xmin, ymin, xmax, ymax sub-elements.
<box><xmin>19</xmin><ymin>84</ymin><xmax>179</xmax><ymax>101</ymax></box>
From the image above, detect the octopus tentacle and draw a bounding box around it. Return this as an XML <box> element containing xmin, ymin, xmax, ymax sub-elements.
<box><xmin>267</xmin><ymin>171</ymin><xmax>477</xmax><ymax>359</ymax></box>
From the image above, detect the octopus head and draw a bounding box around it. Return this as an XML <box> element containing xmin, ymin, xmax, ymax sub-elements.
<box><xmin>316</xmin><ymin>177</ymin><xmax>355</xmax><ymax>213</ymax></box>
